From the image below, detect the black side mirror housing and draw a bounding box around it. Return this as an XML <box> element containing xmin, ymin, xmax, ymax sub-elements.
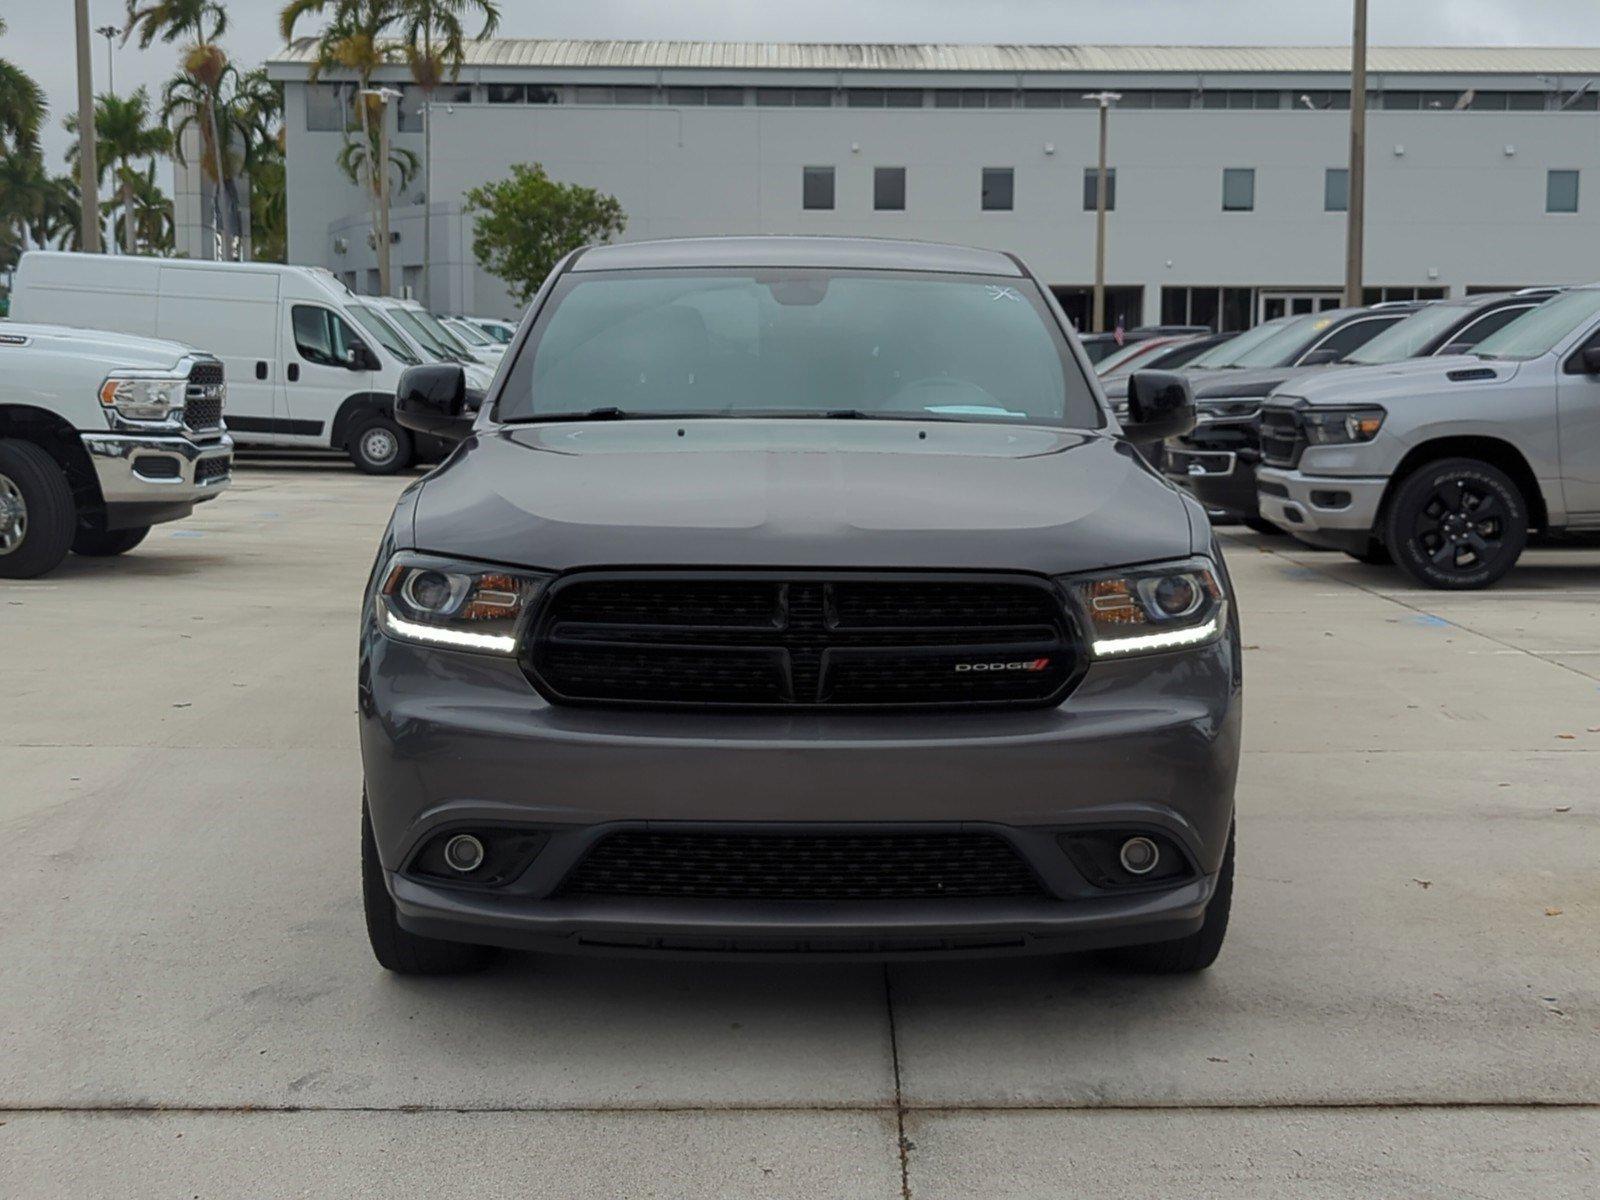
<box><xmin>1582</xmin><ymin>346</ymin><xmax>1600</xmax><ymax>374</ymax></box>
<box><xmin>347</xmin><ymin>339</ymin><xmax>381</xmax><ymax>372</ymax></box>
<box><xmin>395</xmin><ymin>363</ymin><xmax>473</xmax><ymax>441</ymax></box>
<box><xmin>1299</xmin><ymin>348</ymin><xmax>1343</xmax><ymax>367</ymax></box>
<box><xmin>1122</xmin><ymin>370</ymin><xmax>1196</xmax><ymax>444</ymax></box>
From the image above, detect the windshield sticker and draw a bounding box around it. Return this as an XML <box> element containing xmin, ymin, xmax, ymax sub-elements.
<box><xmin>986</xmin><ymin>286</ymin><xmax>1023</xmax><ymax>304</ymax></box>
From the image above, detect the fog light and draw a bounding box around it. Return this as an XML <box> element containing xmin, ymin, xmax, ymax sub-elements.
<box><xmin>442</xmin><ymin>834</ymin><xmax>486</xmax><ymax>874</ymax></box>
<box><xmin>1118</xmin><ymin>836</ymin><xmax>1160</xmax><ymax>876</ymax></box>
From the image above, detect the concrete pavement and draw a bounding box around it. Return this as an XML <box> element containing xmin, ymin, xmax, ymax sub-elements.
<box><xmin>2</xmin><ymin>462</ymin><xmax>1596</xmax><ymax>1196</ymax></box>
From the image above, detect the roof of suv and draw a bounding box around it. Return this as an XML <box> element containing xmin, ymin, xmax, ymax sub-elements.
<box><xmin>571</xmin><ymin>236</ymin><xmax>1023</xmax><ymax>276</ymax></box>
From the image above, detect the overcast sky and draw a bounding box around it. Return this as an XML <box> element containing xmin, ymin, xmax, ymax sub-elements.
<box><xmin>7</xmin><ymin>0</ymin><xmax>1596</xmax><ymax>170</ymax></box>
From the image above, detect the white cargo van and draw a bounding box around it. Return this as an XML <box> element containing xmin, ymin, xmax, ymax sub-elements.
<box><xmin>10</xmin><ymin>252</ymin><xmax>464</xmax><ymax>474</ymax></box>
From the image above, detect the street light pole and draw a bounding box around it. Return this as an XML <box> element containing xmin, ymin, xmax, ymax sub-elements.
<box><xmin>73</xmin><ymin>0</ymin><xmax>101</xmax><ymax>253</ymax></box>
<box><xmin>1344</xmin><ymin>0</ymin><xmax>1369</xmax><ymax>307</ymax></box>
<box><xmin>96</xmin><ymin>25</ymin><xmax>119</xmax><ymax>93</ymax></box>
<box><xmin>1084</xmin><ymin>91</ymin><xmax>1121</xmax><ymax>334</ymax></box>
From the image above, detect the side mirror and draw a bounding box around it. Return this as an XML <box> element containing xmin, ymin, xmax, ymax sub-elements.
<box><xmin>347</xmin><ymin>339</ymin><xmax>381</xmax><ymax>372</ymax></box>
<box><xmin>1582</xmin><ymin>346</ymin><xmax>1600</xmax><ymax>374</ymax></box>
<box><xmin>1299</xmin><ymin>348</ymin><xmax>1343</xmax><ymax>367</ymax></box>
<box><xmin>395</xmin><ymin>363</ymin><xmax>473</xmax><ymax>441</ymax></box>
<box><xmin>1122</xmin><ymin>370</ymin><xmax>1196</xmax><ymax>444</ymax></box>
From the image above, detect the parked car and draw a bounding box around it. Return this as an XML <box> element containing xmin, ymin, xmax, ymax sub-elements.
<box><xmin>358</xmin><ymin>236</ymin><xmax>1241</xmax><ymax>976</ymax></box>
<box><xmin>459</xmin><ymin>316</ymin><xmax>517</xmax><ymax>345</ymax></box>
<box><xmin>1095</xmin><ymin>334</ymin><xmax>1197</xmax><ymax>379</ymax></box>
<box><xmin>1104</xmin><ymin>317</ymin><xmax>1298</xmax><ymax>412</ymax></box>
<box><xmin>441</xmin><ymin>316</ymin><xmax>507</xmax><ymax>366</ymax></box>
<box><xmin>372</xmin><ymin>298</ymin><xmax>491</xmax><ymax>370</ymax></box>
<box><xmin>0</xmin><ymin>323</ymin><xmax>232</xmax><ymax>578</ymax></box>
<box><xmin>10</xmin><ymin>252</ymin><xmax>461</xmax><ymax>475</ymax></box>
<box><xmin>1255</xmin><ymin>285</ymin><xmax>1600</xmax><ymax>587</ymax></box>
<box><xmin>1163</xmin><ymin>304</ymin><xmax>1423</xmax><ymax>528</ymax></box>
<box><xmin>1079</xmin><ymin>324</ymin><xmax>1211</xmax><ymax>365</ymax></box>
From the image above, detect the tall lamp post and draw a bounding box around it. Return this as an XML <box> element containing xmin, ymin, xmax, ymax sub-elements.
<box><xmin>359</xmin><ymin>86</ymin><xmax>402</xmax><ymax>296</ymax></box>
<box><xmin>96</xmin><ymin>24</ymin><xmax>119</xmax><ymax>93</ymax></box>
<box><xmin>1084</xmin><ymin>91</ymin><xmax>1121</xmax><ymax>334</ymax></box>
<box><xmin>1344</xmin><ymin>0</ymin><xmax>1369</xmax><ymax>307</ymax></box>
<box><xmin>73</xmin><ymin>0</ymin><xmax>101</xmax><ymax>253</ymax></box>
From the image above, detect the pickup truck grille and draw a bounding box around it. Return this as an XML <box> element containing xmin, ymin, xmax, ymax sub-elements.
<box><xmin>1259</xmin><ymin>408</ymin><xmax>1308</xmax><ymax>469</ymax></box>
<box><xmin>184</xmin><ymin>361</ymin><xmax>226</xmax><ymax>432</ymax></box>
<box><xmin>525</xmin><ymin>573</ymin><xmax>1079</xmax><ymax>710</ymax></box>
<box><xmin>555</xmin><ymin>829</ymin><xmax>1048</xmax><ymax>900</ymax></box>
<box><xmin>1172</xmin><ymin>402</ymin><xmax>1263</xmax><ymax>456</ymax></box>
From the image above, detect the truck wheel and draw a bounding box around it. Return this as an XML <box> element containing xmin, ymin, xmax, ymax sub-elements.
<box><xmin>362</xmin><ymin>797</ymin><xmax>497</xmax><ymax>975</ymax></box>
<box><xmin>349</xmin><ymin>416</ymin><xmax>414</xmax><ymax>476</ymax></box>
<box><xmin>72</xmin><ymin>524</ymin><xmax>150</xmax><ymax>557</ymax></box>
<box><xmin>1103</xmin><ymin>826</ymin><xmax>1233</xmax><ymax>974</ymax></box>
<box><xmin>0</xmin><ymin>439</ymin><xmax>77</xmax><ymax>580</ymax></box>
<box><xmin>1384</xmin><ymin>457</ymin><xmax>1527</xmax><ymax>590</ymax></box>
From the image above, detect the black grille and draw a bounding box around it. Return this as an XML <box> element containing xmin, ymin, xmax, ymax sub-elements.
<box><xmin>1259</xmin><ymin>408</ymin><xmax>1308</xmax><ymax>468</ymax></box>
<box><xmin>194</xmin><ymin>455</ymin><xmax>231</xmax><ymax>485</ymax></box>
<box><xmin>556</xmin><ymin>830</ymin><xmax>1049</xmax><ymax>901</ymax></box>
<box><xmin>185</xmin><ymin>361</ymin><xmax>225</xmax><ymax>431</ymax></box>
<box><xmin>526</xmin><ymin>573</ymin><xmax>1078</xmax><ymax>710</ymax></box>
<box><xmin>1175</xmin><ymin>403</ymin><xmax>1262</xmax><ymax>457</ymax></box>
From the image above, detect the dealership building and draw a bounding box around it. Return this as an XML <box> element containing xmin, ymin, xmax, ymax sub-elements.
<box><xmin>265</xmin><ymin>40</ymin><xmax>1600</xmax><ymax>326</ymax></box>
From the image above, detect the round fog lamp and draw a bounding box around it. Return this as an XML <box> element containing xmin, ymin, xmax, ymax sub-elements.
<box><xmin>403</xmin><ymin>569</ymin><xmax>456</xmax><ymax>613</ymax></box>
<box><xmin>1119</xmin><ymin>836</ymin><xmax>1160</xmax><ymax>876</ymax></box>
<box><xmin>443</xmin><ymin>834</ymin><xmax>486</xmax><ymax>874</ymax></box>
<box><xmin>1151</xmin><ymin>575</ymin><xmax>1201</xmax><ymax>618</ymax></box>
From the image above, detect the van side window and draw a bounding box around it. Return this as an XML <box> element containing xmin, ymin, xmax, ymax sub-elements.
<box><xmin>292</xmin><ymin>305</ymin><xmax>357</xmax><ymax>367</ymax></box>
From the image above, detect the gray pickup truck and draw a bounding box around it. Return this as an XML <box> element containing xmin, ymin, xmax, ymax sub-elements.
<box><xmin>1256</xmin><ymin>286</ymin><xmax>1600</xmax><ymax>588</ymax></box>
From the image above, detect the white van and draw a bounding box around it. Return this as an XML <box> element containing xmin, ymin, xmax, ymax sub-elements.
<box><xmin>10</xmin><ymin>251</ymin><xmax>470</xmax><ymax>473</ymax></box>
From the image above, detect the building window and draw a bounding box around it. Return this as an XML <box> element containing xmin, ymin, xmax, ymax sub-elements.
<box><xmin>1548</xmin><ymin>169</ymin><xmax>1580</xmax><ymax>213</ymax></box>
<box><xmin>305</xmin><ymin>83</ymin><xmax>349</xmax><ymax>131</ymax></box>
<box><xmin>1082</xmin><ymin>168</ymin><xmax>1116</xmax><ymax>212</ymax></box>
<box><xmin>1222</xmin><ymin>168</ymin><xmax>1256</xmax><ymax>212</ymax></box>
<box><xmin>981</xmin><ymin>167</ymin><xmax>1014</xmax><ymax>211</ymax></box>
<box><xmin>667</xmin><ymin>86</ymin><xmax>706</xmax><ymax>105</ymax></box>
<box><xmin>757</xmin><ymin>87</ymin><xmax>831</xmax><ymax>107</ymax></box>
<box><xmin>486</xmin><ymin>84</ymin><xmax>524</xmax><ymax>104</ymax></box>
<box><xmin>802</xmin><ymin>166</ymin><xmax>835</xmax><ymax>211</ymax></box>
<box><xmin>666</xmin><ymin>86</ymin><xmax>739</xmax><ymax>105</ymax></box>
<box><xmin>1324</xmin><ymin>168</ymin><xmax>1349</xmax><ymax>212</ymax></box>
<box><xmin>874</xmin><ymin>167</ymin><xmax>906</xmax><ymax>211</ymax></box>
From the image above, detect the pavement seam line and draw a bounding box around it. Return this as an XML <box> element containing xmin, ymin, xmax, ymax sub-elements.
<box><xmin>883</xmin><ymin>964</ymin><xmax>913</xmax><ymax>1200</ymax></box>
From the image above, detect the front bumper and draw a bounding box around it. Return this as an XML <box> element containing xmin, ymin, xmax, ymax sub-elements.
<box><xmin>82</xmin><ymin>431</ymin><xmax>233</xmax><ymax>528</ymax></box>
<box><xmin>1163</xmin><ymin>446</ymin><xmax>1260</xmax><ymax>519</ymax></box>
<box><xmin>1256</xmin><ymin>465</ymin><xmax>1387</xmax><ymax>552</ymax></box>
<box><xmin>359</xmin><ymin>623</ymin><xmax>1242</xmax><ymax>958</ymax></box>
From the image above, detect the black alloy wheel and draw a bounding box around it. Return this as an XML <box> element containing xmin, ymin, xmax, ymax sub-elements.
<box><xmin>1385</xmin><ymin>458</ymin><xmax>1527</xmax><ymax>590</ymax></box>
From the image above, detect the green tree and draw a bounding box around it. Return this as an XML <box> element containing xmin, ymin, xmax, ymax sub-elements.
<box><xmin>230</xmin><ymin>68</ymin><xmax>287</xmax><ymax>262</ymax></box>
<box><xmin>0</xmin><ymin>16</ymin><xmax>47</xmax><ymax>157</ymax></box>
<box><xmin>395</xmin><ymin>0</ymin><xmax>500</xmax><ymax>305</ymax></box>
<box><xmin>465</xmin><ymin>163</ymin><xmax>626</xmax><ymax>304</ymax></box>
<box><xmin>65</xmin><ymin>88</ymin><xmax>173</xmax><ymax>255</ymax></box>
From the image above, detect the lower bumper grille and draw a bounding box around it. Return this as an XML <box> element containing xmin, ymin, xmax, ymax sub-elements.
<box><xmin>194</xmin><ymin>455</ymin><xmax>231</xmax><ymax>486</ymax></box>
<box><xmin>555</xmin><ymin>830</ymin><xmax>1049</xmax><ymax>901</ymax></box>
<box><xmin>526</xmin><ymin>573</ymin><xmax>1079</xmax><ymax>711</ymax></box>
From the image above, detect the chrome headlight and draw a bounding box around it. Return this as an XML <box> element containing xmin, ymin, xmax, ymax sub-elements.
<box><xmin>375</xmin><ymin>553</ymin><xmax>552</xmax><ymax>655</ymax></box>
<box><xmin>1059</xmin><ymin>557</ymin><xmax>1228</xmax><ymax>659</ymax></box>
<box><xmin>1302</xmin><ymin>406</ymin><xmax>1385</xmax><ymax>446</ymax></box>
<box><xmin>99</xmin><ymin>374</ymin><xmax>186</xmax><ymax>424</ymax></box>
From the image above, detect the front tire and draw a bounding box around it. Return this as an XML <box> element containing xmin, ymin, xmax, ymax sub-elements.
<box><xmin>0</xmin><ymin>439</ymin><xmax>76</xmax><ymax>580</ymax></box>
<box><xmin>362</xmin><ymin>797</ymin><xmax>497</xmax><ymax>975</ymax></box>
<box><xmin>1104</xmin><ymin>826</ymin><xmax>1234</xmax><ymax>974</ymax></box>
<box><xmin>1384</xmin><ymin>457</ymin><xmax>1527</xmax><ymax>590</ymax></box>
<box><xmin>348</xmin><ymin>416</ymin><xmax>414</xmax><ymax>476</ymax></box>
<box><xmin>72</xmin><ymin>524</ymin><xmax>150</xmax><ymax>557</ymax></box>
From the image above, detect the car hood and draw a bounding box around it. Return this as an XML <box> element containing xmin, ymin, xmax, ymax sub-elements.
<box><xmin>2</xmin><ymin>322</ymin><xmax>195</xmax><ymax>371</ymax></box>
<box><xmin>1192</xmin><ymin>364</ymin><xmax>1333</xmax><ymax>401</ymax></box>
<box><xmin>1269</xmin><ymin>355</ymin><xmax>1522</xmax><ymax>406</ymax></box>
<box><xmin>410</xmin><ymin>419</ymin><xmax>1196</xmax><ymax>574</ymax></box>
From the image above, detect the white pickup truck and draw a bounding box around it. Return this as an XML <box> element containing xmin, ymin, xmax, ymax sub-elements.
<box><xmin>0</xmin><ymin>323</ymin><xmax>233</xmax><ymax>578</ymax></box>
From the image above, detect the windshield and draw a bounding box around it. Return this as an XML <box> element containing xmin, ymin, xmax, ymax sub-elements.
<box><xmin>1345</xmin><ymin>304</ymin><xmax>1463</xmax><ymax>364</ymax></box>
<box><xmin>447</xmin><ymin>319</ymin><xmax>493</xmax><ymax>347</ymax></box>
<box><xmin>497</xmin><ymin>269</ymin><xmax>1102</xmax><ymax>428</ymax></box>
<box><xmin>478</xmin><ymin>321</ymin><xmax>514</xmax><ymax>344</ymax></box>
<box><xmin>1188</xmin><ymin>318</ymin><xmax>1291</xmax><ymax>368</ymax></box>
<box><xmin>1094</xmin><ymin>339</ymin><xmax>1167</xmax><ymax>376</ymax></box>
<box><xmin>349</xmin><ymin>305</ymin><xmax>421</xmax><ymax>365</ymax></box>
<box><xmin>1224</xmin><ymin>312</ymin><xmax>1334</xmax><ymax>369</ymax></box>
<box><xmin>411</xmin><ymin>307</ymin><xmax>483</xmax><ymax>362</ymax></box>
<box><xmin>388</xmin><ymin>307</ymin><xmax>474</xmax><ymax>364</ymax></box>
<box><xmin>1473</xmin><ymin>290</ymin><xmax>1600</xmax><ymax>361</ymax></box>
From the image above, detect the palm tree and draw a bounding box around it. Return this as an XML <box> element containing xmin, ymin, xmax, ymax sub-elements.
<box><xmin>65</xmin><ymin>88</ymin><xmax>173</xmax><ymax>254</ymax></box>
<box><xmin>395</xmin><ymin>0</ymin><xmax>499</xmax><ymax>306</ymax></box>
<box><xmin>109</xmin><ymin>161</ymin><xmax>176</xmax><ymax>254</ymax></box>
<box><xmin>0</xmin><ymin>16</ymin><xmax>48</xmax><ymax>157</ymax></box>
<box><xmin>281</xmin><ymin>0</ymin><xmax>401</xmax><ymax>291</ymax></box>
<box><xmin>230</xmin><ymin>68</ymin><xmax>284</xmax><ymax>261</ymax></box>
<box><xmin>123</xmin><ymin>1</ymin><xmax>233</xmax><ymax>253</ymax></box>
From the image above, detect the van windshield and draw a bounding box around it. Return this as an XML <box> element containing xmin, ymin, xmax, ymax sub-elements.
<box><xmin>498</xmin><ymin>269</ymin><xmax>1102</xmax><ymax>428</ymax></box>
<box><xmin>1473</xmin><ymin>290</ymin><xmax>1600</xmax><ymax>361</ymax></box>
<box><xmin>350</xmin><ymin>305</ymin><xmax>421</xmax><ymax>365</ymax></box>
<box><xmin>388</xmin><ymin>307</ymin><xmax>476</xmax><ymax>365</ymax></box>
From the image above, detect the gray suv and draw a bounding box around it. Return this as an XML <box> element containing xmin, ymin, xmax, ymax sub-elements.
<box><xmin>1257</xmin><ymin>286</ymin><xmax>1600</xmax><ymax>587</ymax></box>
<box><xmin>358</xmin><ymin>237</ymin><xmax>1241</xmax><ymax>975</ymax></box>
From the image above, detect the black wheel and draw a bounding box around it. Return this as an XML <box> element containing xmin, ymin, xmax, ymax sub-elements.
<box><xmin>1344</xmin><ymin>541</ymin><xmax>1392</xmax><ymax>566</ymax></box>
<box><xmin>348</xmin><ymin>416</ymin><xmax>414</xmax><ymax>475</ymax></box>
<box><xmin>72</xmin><ymin>524</ymin><xmax>150</xmax><ymax>557</ymax></box>
<box><xmin>0</xmin><ymin>438</ymin><xmax>76</xmax><ymax>580</ymax></box>
<box><xmin>1244</xmin><ymin>517</ymin><xmax>1286</xmax><ymax>537</ymax></box>
<box><xmin>1384</xmin><ymin>457</ymin><xmax>1527</xmax><ymax>590</ymax></box>
<box><xmin>1104</xmin><ymin>826</ymin><xmax>1233</xmax><ymax>974</ymax></box>
<box><xmin>362</xmin><ymin>797</ymin><xmax>497</xmax><ymax>975</ymax></box>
